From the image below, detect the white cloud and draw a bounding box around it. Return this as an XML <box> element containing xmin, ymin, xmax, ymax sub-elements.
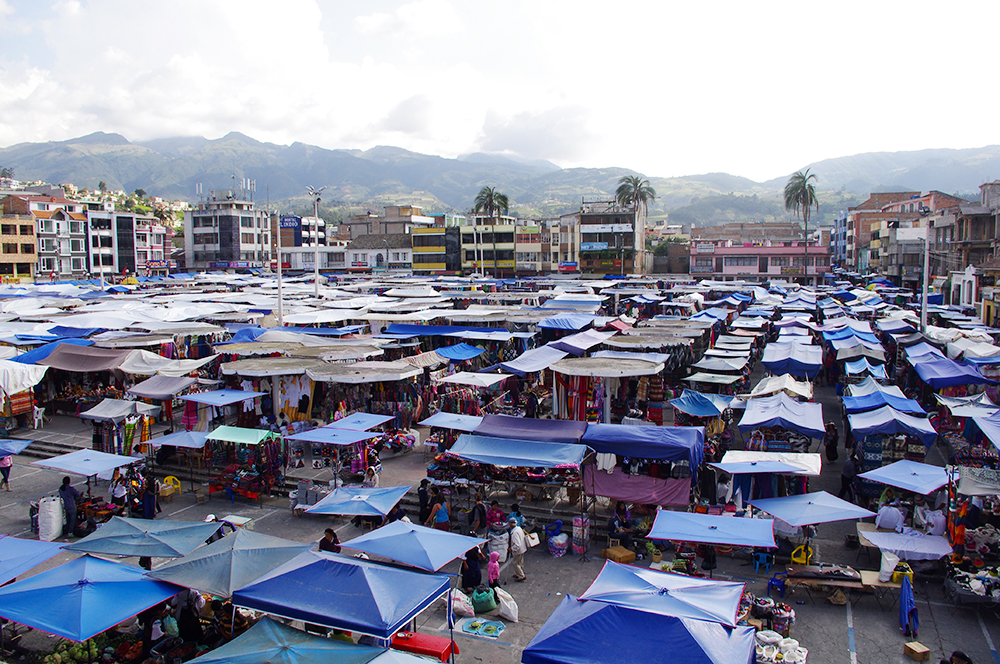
<box><xmin>355</xmin><ymin>0</ymin><xmax>462</xmax><ymax>37</ymax></box>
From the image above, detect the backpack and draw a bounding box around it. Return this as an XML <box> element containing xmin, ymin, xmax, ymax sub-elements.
<box><xmin>469</xmin><ymin>503</ymin><xmax>486</xmax><ymax>527</ymax></box>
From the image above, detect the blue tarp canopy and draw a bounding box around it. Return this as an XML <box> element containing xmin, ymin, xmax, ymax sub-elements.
<box><xmin>878</xmin><ymin>319</ymin><xmax>915</xmax><ymax>333</ymax></box>
<box><xmin>343</xmin><ymin>521</ymin><xmax>485</xmax><ymax>572</ymax></box>
<box><xmin>0</xmin><ymin>536</ymin><xmax>63</xmax><ymax>586</ymax></box>
<box><xmin>648</xmin><ymin>510</ymin><xmax>775</xmax><ymax>549</ymax></box>
<box><xmin>324</xmin><ymin>413</ymin><xmax>394</xmax><ymax>431</ymax></box>
<box><xmin>147</xmin><ymin>528</ymin><xmax>312</xmax><ymax>598</ymax></box>
<box><xmin>305</xmin><ymin>486</ymin><xmax>411</xmax><ymax>516</ymax></box>
<box><xmin>286</xmin><ymin>427</ymin><xmax>382</xmax><ymax>446</ymax></box>
<box><xmin>522</xmin><ymin>595</ymin><xmax>755</xmax><ymax>664</ymax></box>
<box><xmin>179</xmin><ymin>389</ymin><xmax>263</xmax><ymax>406</ymax></box>
<box><xmin>843</xmin><ymin>392</ymin><xmax>925</xmax><ymax>415</ymax></box>
<box><xmin>450</xmin><ymin>434</ymin><xmax>587</xmax><ymax>467</ymax></box>
<box><xmin>191</xmin><ymin>617</ymin><xmax>423</xmax><ymax>664</ymax></box>
<box><xmin>582</xmin><ymin>424</ymin><xmax>704</xmax><ymax>468</ymax></box>
<box><xmin>0</xmin><ymin>555</ymin><xmax>179</xmax><ymax>642</ymax></box>
<box><xmin>0</xmin><ymin>438</ymin><xmax>32</xmax><ymax>456</ymax></box>
<box><xmin>537</xmin><ymin>314</ymin><xmax>602</xmax><ymax>330</ymax></box>
<box><xmin>844</xmin><ymin>357</ymin><xmax>887</xmax><ymax>378</ymax></box>
<box><xmin>738</xmin><ymin>392</ymin><xmax>825</xmax><ymax>439</ymax></box>
<box><xmin>10</xmin><ymin>338</ymin><xmax>92</xmax><ymax>364</ymax></box>
<box><xmin>499</xmin><ymin>345</ymin><xmax>569</xmax><ymax>375</ymax></box>
<box><xmin>913</xmin><ymin>356</ymin><xmax>992</xmax><ymax>389</ymax></box>
<box><xmin>579</xmin><ymin>561</ymin><xmax>745</xmax><ymax>627</ymax></box>
<box><xmin>760</xmin><ymin>342</ymin><xmax>823</xmax><ymax>378</ymax></box>
<box><xmin>233</xmin><ymin>551</ymin><xmax>450</xmax><ymax>639</ymax></box>
<box><xmin>750</xmin><ymin>491</ymin><xmax>876</xmax><ymax>527</ymax></box>
<box><xmin>475</xmin><ymin>413</ymin><xmax>587</xmax><ymax>443</ymax></box>
<box><xmin>669</xmin><ymin>390</ymin><xmax>733</xmax><ymax>417</ymax></box>
<box><xmin>418</xmin><ymin>411</ymin><xmax>483</xmax><ymax>432</ymax></box>
<box><xmin>433</xmin><ymin>343</ymin><xmax>485</xmax><ymax>361</ymax></box>
<box><xmin>64</xmin><ymin>516</ymin><xmax>222</xmax><ymax>558</ymax></box>
<box><xmin>848</xmin><ymin>406</ymin><xmax>939</xmax><ymax>446</ymax></box>
<box><xmin>857</xmin><ymin>459</ymin><xmax>949</xmax><ymax>495</ymax></box>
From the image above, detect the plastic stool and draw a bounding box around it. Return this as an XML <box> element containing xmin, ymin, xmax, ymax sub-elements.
<box><xmin>767</xmin><ymin>572</ymin><xmax>787</xmax><ymax>598</ymax></box>
<box><xmin>545</xmin><ymin>520</ymin><xmax>563</xmax><ymax>540</ymax></box>
<box><xmin>791</xmin><ymin>544</ymin><xmax>813</xmax><ymax>565</ymax></box>
<box><xmin>753</xmin><ymin>552</ymin><xmax>774</xmax><ymax>574</ymax></box>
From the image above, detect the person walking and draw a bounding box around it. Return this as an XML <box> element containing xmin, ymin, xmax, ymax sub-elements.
<box><xmin>425</xmin><ymin>488</ymin><xmax>450</xmax><ymax>531</ymax></box>
<box><xmin>824</xmin><ymin>422</ymin><xmax>839</xmax><ymax>462</ymax></box>
<box><xmin>468</xmin><ymin>493</ymin><xmax>488</xmax><ymax>536</ymax></box>
<box><xmin>0</xmin><ymin>453</ymin><xmax>12</xmax><ymax>491</ymax></box>
<box><xmin>59</xmin><ymin>476</ymin><xmax>81</xmax><ymax>537</ymax></box>
<box><xmin>508</xmin><ymin>517</ymin><xmax>527</xmax><ymax>582</ymax></box>
<box><xmin>417</xmin><ymin>479</ymin><xmax>431</xmax><ymax>524</ymax></box>
<box><xmin>839</xmin><ymin>453</ymin><xmax>858</xmax><ymax>503</ymax></box>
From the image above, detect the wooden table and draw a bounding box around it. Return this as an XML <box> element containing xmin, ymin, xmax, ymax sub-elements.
<box><xmin>856</xmin><ymin>522</ymin><xmax>896</xmax><ymax>564</ymax></box>
<box><xmin>859</xmin><ymin>570</ymin><xmax>902</xmax><ymax>611</ymax></box>
<box><xmin>786</xmin><ymin>564</ymin><xmax>864</xmax><ymax>603</ymax></box>
<box><xmin>391</xmin><ymin>632</ymin><xmax>459</xmax><ymax>662</ymax></box>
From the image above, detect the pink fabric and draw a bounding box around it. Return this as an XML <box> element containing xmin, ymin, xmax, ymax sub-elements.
<box><xmin>583</xmin><ymin>466</ymin><xmax>691</xmax><ymax>507</ymax></box>
<box><xmin>487</xmin><ymin>551</ymin><xmax>500</xmax><ymax>583</ymax></box>
<box><xmin>0</xmin><ymin>456</ymin><xmax>11</xmax><ymax>468</ymax></box>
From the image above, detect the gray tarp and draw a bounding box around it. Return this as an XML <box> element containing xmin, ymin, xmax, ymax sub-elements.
<box><xmin>127</xmin><ymin>375</ymin><xmax>197</xmax><ymax>400</ymax></box>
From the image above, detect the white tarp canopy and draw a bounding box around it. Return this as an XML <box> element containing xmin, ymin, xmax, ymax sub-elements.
<box><xmin>0</xmin><ymin>359</ymin><xmax>48</xmax><ymax>396</ymax></box>
<box><xmin>551</xmin><ymin>357</ymin><xmax>664</xmax><ymax>378</ymax></box>
<box><xmin>436</xmin><ymin>372</ymin><xmax>511</xmax><ymax>388</ymax></box>
<box><xmin>79</xmin><ymin>398</ymin><xmax>161</xmax><ymax>423</ymax></box>
<box><xmin>306</xmin><ymin>361</ymin><xmax>421</xmax><ymax>384</ymax></box>
<box><xmin>719</xmin><ymin>450</ymin><xmax>822</xmax><ymax>476</ymax></box>
<box><xmin>948</xmin><ymin>337</ymin><xmax>1000</xmax><ymax>360</ymax></box>
<box><xmin>846</xmin><ymin>376</ymin><xmax>906</xmax><ymax>398</ymax></box>
<box><xmin>280</xmin><ymin>309</ymin><xmax>361</xmax><ymax>325</ymax></box>
<box><xmin>741</xmin><ymin>374</ymin><xmax>813</xmax><ymax>400</ymax></box>
<box><xmin>127</xmin><ymin>375</ymin><xmax>197</xmax><ymax>400</ymax></box>
<box><xmin>117</xmin><ymin>350</ymin><xmax>218</xmax><ymax>377</ymax></box>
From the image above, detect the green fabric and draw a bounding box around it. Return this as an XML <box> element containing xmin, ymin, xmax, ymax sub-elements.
<box><xmin>206</xmin><ymin>426</ymin><xmax>274</xmax><ymax>445</ymax></box>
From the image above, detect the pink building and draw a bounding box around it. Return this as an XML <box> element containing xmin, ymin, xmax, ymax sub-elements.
<box><xmin>689</xmin><ymin>240</ymin><xmax>831</xmax><ymax>285</ymax></box>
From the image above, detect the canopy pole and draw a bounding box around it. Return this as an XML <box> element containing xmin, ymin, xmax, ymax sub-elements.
<box><xmin>602</xmin><ymin>377</ymin><xmax>610</xmax><ymax>424</ymax></box>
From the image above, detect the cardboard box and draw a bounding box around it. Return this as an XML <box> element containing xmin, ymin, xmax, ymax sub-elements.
<box><xmin>904</xmin><ymin>642</ymin><xmax>930</xmax><ymax>661</ymax></box>
<box><xmin>602</xmin><ymin>546</ymin><xmax>636</xmax><ymax>564</ymax></box>
<box><xmin>746</xmin><ymin>618</ymin><xmax>764</xmax><ymax>631</ymax></box>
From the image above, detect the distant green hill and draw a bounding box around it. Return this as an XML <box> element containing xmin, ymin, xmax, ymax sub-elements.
<box><xmin>2</xmin><ymin>133</ymin><xmax>997</xmax><ymax>225</ymax></box>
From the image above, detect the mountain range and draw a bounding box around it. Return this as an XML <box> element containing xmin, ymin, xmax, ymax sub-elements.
<box><xmin>2</xmin><ymin>132</ymin><xmax>999</xmax><ymax>224</ymax></box>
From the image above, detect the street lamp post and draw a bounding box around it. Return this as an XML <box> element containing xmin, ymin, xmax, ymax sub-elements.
<box><xmin>306</xmin><ymin>186</ymin><xmax>325</xmax><ymax>299</ymax></box>
<box><xmin>382</xmin><ymin>238</ymin><xmax>389</xmax><ymax>273</ymax></box>
<box><xmin>919</xmin><ymin>205</ymin><xmax>932</xmax><ymax>333</ymax></box>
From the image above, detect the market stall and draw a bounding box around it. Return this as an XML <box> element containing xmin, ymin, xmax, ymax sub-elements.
<box><xmin>549</xmin><ymin>357</ymin><xmax>664</xmax><ymax>424</ymax></box>
<box><xmin>204</xmin><ymin>426</ymin><xmax>284</xmax><ymax>503</ymax></box>
<box><xmin>738</xmin><ymin>392</ymin><xmax>824</xmax><ymax>453</ymax></box>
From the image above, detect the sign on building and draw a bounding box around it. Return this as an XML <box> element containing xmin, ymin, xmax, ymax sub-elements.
<box><xmin>695</xmin><ymin>243</ymin><xmax>715</xmax><ymax>253</ymax></box>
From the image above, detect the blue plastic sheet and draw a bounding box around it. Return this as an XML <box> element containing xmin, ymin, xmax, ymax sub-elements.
<box><xmin>324</xmin><ymin>413</ymin><xmax>394</xmax><ymax>431</ymax></box>
<box><xmin>914</xmin><ymin>356</ymin><xmax>993</xmax><ymax>389</ymax></box>
<box><xmin>433</xmin><ymin>343</ymin><xmax>485</xmax><ymax>361</ymax></box>
<box><xmin>417</xmin><ymin>412</ymin><xmax>483</xmax><ymax>432</ymax></box>
<box><xmin>857</xmin><ymin>460</ymin><xmax>948</xmax><ymax>495</ymax></box>
<box><xmin>10</xmin><ymin>338</ymin><xmax>93</xmax><ymax>364</ymax></box>
<box><xmin>287</xmin><ymin>427</ymin><xmax>382</xmax><ymax>446</ymax></box>
<box><xmin>843</xmin><ymin>392</ymin><xmax>925</xmax><ymax>415</ymax></box>
<box><xmin>305</xmin><ymin>486</ymin><xmax>411</xmax><ymax>516</ymax></box>
<box><xmin>738</xmin><ymin>392</ymin><xmax>825</xmax><ymax>439</ymax></box>
<box><xmin>64</xmin><ymin>516</ymin><xmax>222</xmax><ymax>558</ymax></box>
<box><xmin>179</xmin><ymin>389</ymin><xmax>264</xmax><ymax>406</ymax></box>
<box><xmin>750</xmin><ymin>491</ymin><xmax>875</xmax><ymax>527</ymax></box>
<box><xmin>668</xmin><ymin>390</ymin><xmax>733</xmax><ymax>417</ymax></box>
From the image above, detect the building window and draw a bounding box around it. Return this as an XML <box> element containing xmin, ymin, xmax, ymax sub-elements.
<box><xmin>71</xmin><ymin>258</ymin><xmax>84</xmax><ymax>271</ymax></box>
<box><xmin>694</xmin><ymin>257</ymin><xmax>713</xmax><ymax>267</ymax></box>
<box><xmin>240</xmin><ymin>233</ymin><xmax>255</xmax><ymax>244</ymax></box>
<box><xmin>153</xmin><ymin>251</ymin><xmax>163</xmax><ymax>260</ymax></box>
<box><xmin>2</xmin><ymin>244</ymin><xmax>16</xmax><ymax>254</ymax></box>
<box><xmin>40</xmin><ymin>220</ymin><xmax>54</xmax><ymax>233</ymax></box>
<box><xmin>20</xmin><ymin>244</ymin><xmax>33</xmax><ymax>254</ymax></box>
<box><xmin>70</xmin><ymin>239</ymin><xmax>84</xmax><ymax>252</ymax></box>
<box><xmin>137</xmin><ymin>251</ymin><xmax>148</xmax><ymax>262</ymax></box>
<box><xmin>39</xmin><ymin>238</ymin><xmax>56</xmax><ymax>252</ymax></box>
<box><xmin>69</xmin><ymin>221</ymin><xmax>84</xmax><ymax>234</ymax></box>
<box><xmin>0</xmin><ymin>225</ymin><xmax>14</xmax><ymax>235</ymax></box>
<box><xmin>771</xmin><ymin>256</ymin><xmax>790</xmax><ymax>267</ymax></box>
<box><xmin>19</xmin><ymin>225</ymin><xmax>32</xmax><ymax>235</ymax></box>
<box><xmin>723</xmin><ymin>256</ymin><xmax>757</xmax><ymax>266</ymax></box>
<box><xmin>39</xmin><ymin>257</ymin><xmax>55</xmax><ymax>271</ymax></box>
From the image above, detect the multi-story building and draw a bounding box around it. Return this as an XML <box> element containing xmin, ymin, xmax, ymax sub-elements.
<box><xmin>183</xmin><ymin>191</ymin><xmax>270</xmax><ymax>270</ymax></box>
<box><xmin>575</xmin><ymin>200</ymin><xmax>637</xmax><ymax>274</ymax></box>
<box><xmin>1</xmin><ymin>194</ymin><xmax>89</xmax><ymax>277</ymax></box>
<box><xmin>876</xmin><ymin>191</ymin><xmax>967</xmax><ymax>287</ymax></box>
<box><xmin>272</xmin><ymin>215</ymin><xmax>326</xmax><ymax>249</ymax></box>
<box><xmin>87</xmin><ymin>211</ymin><xmax>171</xmax><ymax>276</ymax></box>
<box><xmin>276</xmin><ymin>244</ymin><xmax>348</xmax><ymax>272</ymax></box>
<box><xmin>689</xmin><ymin>239</ymin><xmax>831</xmax><ymax>285</ymax></box>
<box><xmin>460</xmin><ymin>214</ymin><xmax>517</xmax><ymax>276</ymax></box>
<box><xmin>844</xmin><ymin>192</ymin><xmax>919</xmax><ymax>273</ymax></box>
<box><xmin>411</xmin><ymin>226</ymin><xmax>461</xmax><ymax>274</ymax></box>
<box><xmin>514</xmin><ymin>223</ymin><xmax>543</xmax><ymax>275</ymax></box>
<box><xmin>0</xmin><ymin>214</ymin><xmax>37</xmax><ymax>280</ymax></box>
<box><xmin>832</xmin><ymin>212</ymin><xmax>849</xmax><ymax>267</ymax></box>
<box><xmin>542</xmin><ymin>217</ymin><xmax>580</xmax><ymax>273</ymax></box>
<box><xmin>342</xmin><ymin>205</ymin><xmax>435</xmax><ymax>240</ymax></box>
<box><xmin>345</xmin><ymin>234</ymin><xmax>412</xmax><ymax>273</ymax></box>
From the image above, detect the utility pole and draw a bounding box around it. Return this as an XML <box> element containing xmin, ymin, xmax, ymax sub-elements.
<box><xmin>919</xmin><ymin>205</ymin><xmax>932</xmax><ymax>333</ymax></box>
<box><xmin>271</xmin><ymin>189</ymin><xmax>284</xmax><ymax>328</ymax></box>
<box><xmin>307</xmin><ymin>186</ymin><xmax>325</xmax><ymax>299</ymax></box>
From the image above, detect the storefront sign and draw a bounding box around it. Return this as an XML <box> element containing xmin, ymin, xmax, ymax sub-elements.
<box><xmin>780</xmin><ymin>267</ymin><xmax>802</xmax><ymax>275</ymax></box>
<box><xmin>581</xmin><ymin>224</ymin><xmax>632</xmax><ymax>234</ymax></box>
<box><xmin>145</xmin><ymin>259</ymin><xmax>168</xmax><ymax>268</ymax></box>
<box><xmin>209</xmin><ymin>261</ymin><xmax>262</xmax><ymax>268</ymax></box>
<box><xmin>581</xmin><ymin>242</ymin><xmax>609</xmax><ymax>251</ymax></box>
<box><xmin>695</xmin><ymin>243</ymin><xmax>716</xmax><ymax>253</ymax></box>
<box><xmin>558</xmin><ymin>262</ymin><xmax>578</xmax><ymax>271</ymax></box>
<box><xmin>270</xmin><ymin>261</ymin><xmax>291</xmax><ymax>269</ymax></box>
<box><xmin>516</xmin><ymin>226</ymin><xmax>540</xmax><ymax>234</ymax></box>
<box><xmin>690</xmin><ymin>265</ymin><xmax>713</xmax><ymax>273</ymax></box>
<box><xmin>472</xmin><ymin>260</ymin><xmax>515</xmax><ymax>269</ymax></box>
<box><xmin>280</xmin><ymin>216</ymin><xmax>301</xmax><ymax>229</ymax></box>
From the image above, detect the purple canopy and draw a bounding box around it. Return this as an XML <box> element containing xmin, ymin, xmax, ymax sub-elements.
<box><xmin>474</xmin><ymin>413</ymin><xmax>587</xmax><ymax>443</ymax></box>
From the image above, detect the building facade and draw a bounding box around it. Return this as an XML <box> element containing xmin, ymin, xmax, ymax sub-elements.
<box><xmin>183</xmin><ymin>192</ymin><xmax>270</xmax><ymax>270</ymax></box>
<box><xmin>88</xmin><ymin>211</ymin><xmax>170</xmax><ymax>276</ymax></box>
<box><xmin>544</xmin><ymin>217</ymin><xmax>580</xmax><ymax>273</ymax></box>
<box><xmin>0</xmin><ymin>215</ymin><xmax>37</xmax><ymax>280</ymax></box>
<box><xmin>460</xmin><ymin>215</ymin><xmax>517</xmax><ymax>275</ymax></box>
<box><xmin>411</xmin><ymin>227</ymin><xmax>461</xmax><ymax>274</ymax></box>
<box><xmin>689</xmin><ymin>240</ymin><xmax>831</xmax><ymax>284</ymax></box>
<box><xmin>1</xmin><ymin>194</ymin><xmax>89</xmax><ymax>278</ymax></box>
<box><xmin>342</xmin><ymin>205</ymin><xmax>436</xmax><ymax>240</ymax></box>
<box><xmin>345</xmin><ymin>234</ymin><xmax>412</xmax><ymax>273</ymax></box>
<box><xmin>575</xmin><ymin>200</ymin><xmax>637</xmax><ymax>274</ymax></box>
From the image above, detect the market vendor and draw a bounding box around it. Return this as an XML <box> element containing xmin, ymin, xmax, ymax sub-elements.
<box><xmin>486</xmin><ymin>500</ymin><xmax>507</xmax><ymax>529</ymax></box>
<box><xmin>109</xmin><ymin>468</ymin><xmax>128</xmax><ymax>506</ymax></box>
<box><xmin>608</xmin><ymin>502</ymin><xmax>635</xmax><ymax>549</ymax></box>
<box><xmin>875</xmin><ymin>503</ymin><xmax>905</xmax><ymax>531</ymax></box>
<box><xmin>59</xmin><ymin>476</ymin><xmax>81</xmax><ymax>538</ymax></box>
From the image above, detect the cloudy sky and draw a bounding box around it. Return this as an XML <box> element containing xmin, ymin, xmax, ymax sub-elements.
<box><xmin>1</xmin><ymin>0</ymin><xmax>997</xmax><ymax>182</ymax></box>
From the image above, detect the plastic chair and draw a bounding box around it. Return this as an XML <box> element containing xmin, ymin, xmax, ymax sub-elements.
<box><xmin>791</xmin><ymin>544</ymin><xmax>813</xmax><ymax>565</ymax></box>
<box><xmin>33</xmin><ymin>406</ymin><xmax>45</xmax><ymax>430</ymax></box>
<box><xmin>753</xmin><ymin>552</ymin><xmax>774</xmax><ymax>574</ymax></box>
<box><xmin>162</xmin><ymin>476</ymin><xmax>182</xmax><ymax>493</ymax></box>
<box><xmin>767</xmin><ymin>572</ymin><xmax>787</xmax><ymax>598</ymax></box>
<box><xmin>545</xmin><ymin>520</ymin><xmax>563</xmax><ymax>540</ymax></box>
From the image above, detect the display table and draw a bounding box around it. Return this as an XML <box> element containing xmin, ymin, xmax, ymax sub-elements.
<box><xmin>391</xmin><ymin>632</ymin><xmax>459</xmax><ymax>662</ymax></box>
<box><xmin>858</xmin><ymin>570</ymin><xmax>902</xmax><ymax>611</ymax></box>
<box><xmin>857</xmin><ymin>522</ymin><xmax>952</xmax><ymax>562</ymax></box>
<box><xmin>786</xmin><ymin>564</ymin><xmax>863</xmax><ymax>603</ymax></box>
<box><xmin>943</xmin><ymin>577</ymin><xmax>1000</xmax><ymax>607</ymax></box>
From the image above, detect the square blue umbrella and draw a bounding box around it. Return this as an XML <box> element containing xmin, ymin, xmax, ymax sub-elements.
<box><xmin>63</xmin><ymin>516</ymin><xmax>222</xmax><ymax>558</ymax></box>
<box><xmin>343</xmin><ymin>521</ymin><xmax>485</xmax><ymax>571</ymax></box>
<box><xmin>324</xmin><ymin>413</ymin><xmax>394</xmax><ymax>431</ymax></box>
<box><xmin>305</xmin><ymin>486</ymin><xmax>411</xmax><ymax>516</ymax></box>
<box><xmin>0</xmin><ymin>535</ymin><xmax>63</xmax><ymax>586</ymax></box>
<box><xmin>750</xmin><ymin>491</ymin><xmax>875</xmax><ymax>527</ymax></box>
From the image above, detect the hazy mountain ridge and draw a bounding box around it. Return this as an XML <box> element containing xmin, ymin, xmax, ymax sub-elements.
<box><xmin>2</xmin><ymin>133</ymin><xmax>998</xmax><ymax>223</ymax></box>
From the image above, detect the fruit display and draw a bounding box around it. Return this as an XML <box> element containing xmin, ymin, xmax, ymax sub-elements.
<box><xmin>40</xmin><ymin>635</ymin><xmax>140</xmax><ymax>664</ymax></box>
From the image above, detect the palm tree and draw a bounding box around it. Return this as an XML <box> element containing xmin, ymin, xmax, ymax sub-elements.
<box><xmin>615</xmin><ymin>175</ymin><xmax>656</xmax><ymax>274</ymax></box>
<box><xmin>784</xmin><ymin>169</ymin><xmax>819</xmax><ymax>285</ymax></box>
<box><xmin>473</xmin><ymin>186</ymin><xmax>509</xmax><ymax>277</ymax></box>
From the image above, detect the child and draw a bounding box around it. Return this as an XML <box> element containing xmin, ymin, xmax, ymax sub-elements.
<box><xmin>487</xmin><ymin>551</ymin><xmax>501</xmax><ymax>595</ymax></box>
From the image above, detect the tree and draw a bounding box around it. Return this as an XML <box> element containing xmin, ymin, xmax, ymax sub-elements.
<box><xmin>615</xmin><ymin>175</ymin><xmax>656</xmax><ymax>274</ymax></box>
<box><xmin>98</xmin><ymin>181</ymin><xmax>107</xmax><ymax>197</ymax></box>
<box><xmin>473</xmin><ymin>186</ymin><xmax>510</xmax><ymax>277</ymax></box>
<box><xmin>784</xmin><ymin>169</ymin><xmax>819</xmax><ymax>285</ymax></box>
<box><xmin>0</xmin><ymin>167</ymin><xmax>13</xmax><ymax>180</ymax></box>
<box><xmin>133</xmin><ymin>188</ymin><xmax>147</xmax><ymax>200</ymax></box>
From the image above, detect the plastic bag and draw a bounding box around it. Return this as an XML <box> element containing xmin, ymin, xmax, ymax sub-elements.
<box><xmin>450</xmin><ymin>589</ymin><xmax>474</xmax><ymax>617</ymax></box>
<box><xmin>495</xmin><ymin>588</ymin><xmax>519</xmax><ymax>623</ymax></box>
<box><xmin>472</xmin><ymin>587</ymin><xmax>498</xmax><ymax>614</ymax></box>
<box><xmin>488</xmin><ymin>531</ymin><xmax>509</xmax><ymax>563</ymax></box>
<box><xmin>878</xmin><ymin>551</ymin><xmax>900</xmax><ymax>582</ymax></box>
<box><xmin>162</xmin><ymin>616</ymin><xmax>179</xmax><ymax>638</ymax></box>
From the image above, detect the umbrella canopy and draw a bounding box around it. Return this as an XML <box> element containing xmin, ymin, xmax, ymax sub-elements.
<box><xmin>648</xmin><ymin>510</ymin><xmax>776</xmax><ymax>549</ymax></box>
<box><xmin>857</xmin><ymin>459</ymin><xmax>949</xmax><ymax>495</ymax></box>
<box><xmin>738</xmin><ymin>392</ymin><xmax>825</xmax><ymax>439</ymax></box>
<box><xmin>147</xmin><ymin>528</ymin><xmax>311</xmax><ymax>597</ymax></box>
<box><xmin>578</xmin><ymin>561</ymin><xmax>745</xmax><ymax>627</ymax></box>
<box><xmin>305</xmin><ymin>486</ymin><xmax>411</xmax><ymax>516</ymax></box>
<box><xmin>286</xmin><ymin>427</ymin><xmax>382</xmax><ymax>446</ymax></box>
<box><xmin>233</xmin><ymin>551</ymin><xmax>450</xmax><ymax>639</ymax></box>
<box><xmin>720</xmin><ymin>451</ymin><xmax>822</xmax><ymax>476</ymax></box>
<box><xmin>150</xmin><ymin>430</ymin><xmax>208</xmax><ymax>449</ymax></box>
<box><xmin>343</xmin><ymin>521</ymin><xmax>485</xmax><ymax>571</ymax></box>
<box><xmin>750</xmin><ymin>491</ymin><xmax>875</xmax><ymax>527</ymax></box>
<box><xmin>522</xmin><ymin>595</ymin><xmax>755</xmax><ymax>664</ymax></box>
<box><xmin>418</xmin><ymin>412</ymin><xmax>484</xmax><ymax>432</ymax></box>
<box><xmin>191</xmin><ymin>617</ymin><xmax>428</xmax><ymax>664</ymax></box>
<box><xmin>179</xmin><ymin>389</ymin><xmax>263</xmax><ymax>406</ymax></box>
<box><xmin>437</xmin><ymin>372</ymin><xmax>511</xmax><ymax>388</ymax></box>
<box><xmin>0</xmin><ymin>555</ymin><xmax>179</xmax><ymax>642</ymax></box>
<box><xmin>32</xmin><ymin>449</ymin><xmax>139</xmax><ymax>476</ymax></box>
<box><xmin>0</xmin><ymin>438</ymin><xmax>32</xmax><ymax>456</ymax></box>
<box><xmin>64</xmin><ymin>516</ymin><xmax>221</xmax><ymax>558</ymax></box>
<box><xmin>0</xmin><ymin>535</ymin><xmax>63</xmax><ymax>586</ymax></box>
<box><xmin>325</xmin><ymin>413</ymin><xmax>394</xmax><ymax>431</ymax></box>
